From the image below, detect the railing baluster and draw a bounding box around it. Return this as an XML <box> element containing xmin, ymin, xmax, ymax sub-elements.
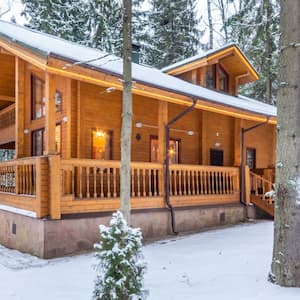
<box><xmin>86</xmin><ymin>167</ymin><xmax>90</xmax><ymax>198</ymax></box>
<box><xmin>100</xmin><ymin>168</ymin><xmax>104</xmax><ymax>198</ymax></box>
<box><xmin>107</xmin><ymin>168</ymin><xmax>111</xmax><ymax>198</ymax></box>
<box><xmin>131</xmin><ymin>169</ymin><xmax>135</xmax><ymax>197</ymax></box>
<box><xmin>148</xmin><ymin>169</ymin><xmax>152</xmax><ymax>197</ymax></box>
<box><xmin>93</xmin><ymin>167</ymin><xmax>97</xmax><ymax>198</ymax></box>
<box><xmin>113</xmin><ymin>168</ymin><xmax>117</xmax><ymax>197</ymax></box>
<box><xmin>142</xmin><ymin>169</ymin><xmax>146</xmax><ymax>197</ymax></box>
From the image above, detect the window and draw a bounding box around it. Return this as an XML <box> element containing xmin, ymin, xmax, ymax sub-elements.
<box><xmin>210</xmin><ymin>149</ymin><xmax>224</xmax><ymax>166</ymax></box>
<box><xmin>246</xmin><ymin>148</ymin><xmax>256</xmax><ymax>169</ymax></box>
<box><xmin>31</xmin><ymin>75</ymin><xmax>45</xmax><ymax>119</ymax></box>
<box><xmin>32</xmin><ymin>125</ymin><xmax>61</xmax><ymax>156</ymax></box>
<box><xmin>55</xmin><ymin>124</ymin><xmax>61</xmax><ymax>154</ymax></box>
<box><xmin>206</xmin><ymin>65</ymin><xmax>216</xmax><ymax>89</ymax></box>
<box><xmin>218</xmin><ymin>67</ymin><xmax>229</xmax><ymax>92</ymax></box>
<box><xmin>150</xmin><ymin>137</ymin><xmax>180</xmax><ymax>164</ymax></box>
<box><xmin>32</xmin><ymin>129</ymin><xmax>44</xmax><ymax>156</ymax></box>
<box><xmin>55</xmin><ymin>90</ymin><xmax>63</xmax><ymax>112</ymax></box>
<box><xmin>92</xmin><ymin>130</ymin><xmax>112</xmax><ymax>160</ymax></box>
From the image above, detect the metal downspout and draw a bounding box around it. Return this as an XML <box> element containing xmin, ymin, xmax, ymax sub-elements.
<box><xmin>164</xmin><ymin>99</ymin><xmax>197</xmax><ymax>235</ymax></box>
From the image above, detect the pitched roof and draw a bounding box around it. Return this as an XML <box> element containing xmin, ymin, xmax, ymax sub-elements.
<box><xmin>0</xmin><ymin>21</ymin><xmax>276</xmax><ymax>119</ymax></box>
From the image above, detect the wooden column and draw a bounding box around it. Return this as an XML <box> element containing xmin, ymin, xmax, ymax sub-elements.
<box><xmin>244</xmin><ymin>165</ymin><xmax>251</xmax><ymax>205</ymax></box>
<box><xmin>49</xmin><ymin>155</ymin><xmax>61</xmax><ymax>219</ymax></box>
<box><xmin>201</xmin><ymin>111</ymin><xmax>208</xmax><ymax>165</ymax></box>
<box><xmin>63</xmin><ymin>78</ymin><xmax>72</xmax><ymax>159</ymax></box>
<box><xmin>158</xmin><ymin>101</ymin><xmax>168</xmax><ymax>196</ymax></box>
<box><xmin>44</xmin><ymin>73</ymin><xmax>57</xmax><ymax>155</ymax></box>
<box><xmin>234</xmin><ymin>118</ymin><xmax>242</xmax><ymax>166</ymax></box>
<box><xmin>15</xmin><ymin>57</ymin><xmax>25</xmax><ymax>158</ymax></box>
<box><xmin>191</xmin><ymin>69</ymin><xmax>197</xmax><ymax>84</ymax></box>
<box><xmin>158</xmin><ymin>101</ymin><xmax>168</xmax><ymax>163</ymax></box>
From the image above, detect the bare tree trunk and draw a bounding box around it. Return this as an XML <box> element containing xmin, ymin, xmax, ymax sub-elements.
<box><xmin>120</xmin><ymin>0</ymin><xmax>132</xmax><ymax>225</ymax></box>
<box><xmin>271</xmin><ymin>0</ymin><xmax>300</xmax><ymax>287</ymax></box>
<box><xmin>207</xmin><ymin>0</ymin><xmax>214</xmax><ymax>49</ymax></box>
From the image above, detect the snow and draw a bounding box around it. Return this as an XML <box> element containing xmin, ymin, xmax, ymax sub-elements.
<box><xmin>0</xmin><ymin>20</ymin><xmax>276</xmax><ymax>118</ymax></box>
<box><xmin>0</xmin><ymin>204</ymin><xmax>36</xmax><ymax>218</ymax></box>
<box><xmin>0</xmin><ymin>221</ymin><xmax>299</xmax><ymax>299</ymax></box>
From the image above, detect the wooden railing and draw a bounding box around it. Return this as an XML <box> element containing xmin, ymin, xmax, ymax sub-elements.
<box><xmin>0</xmin><ymin>104</ymin><xmax>15</xmax><ymax>130</ymax></box>
<box><xmin>250</xmin><ymin>171</ymin><xmax>274</xmax><ymax>203</ymax></box>
<box><xmin>248</xmin><ymin>170</ymin><xmax>274</xmax><ymax>217</ymax></box>
<box><xmin>60</xmin><ymin>159</ymin><xmax>163</xmax><ymax>200</ymax></box>
<box><xmin>0</xmin><ymin>157</ymin><xmax>49</xmax><ymax>218</ymax></box>
<box><xmin>169</xmin><ymin>164</ymin><xmax>239</xmax><ymax>196</ymax></box>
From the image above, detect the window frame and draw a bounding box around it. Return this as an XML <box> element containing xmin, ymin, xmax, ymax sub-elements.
<box><xmin>218</xmin><ymin>65</ymin><xmax>229</xmax><ymax>93</ymax></box>
<box><xmin>149</xmin><ymin>135</ymin><xmax>181</xmax><ymax>164</ymax></box>
<box><xmin>31</xmin><ymin>128</ymin><xmax>45</xmax><ymax>156</ymax></box>
<box><xmin>246</xmin><ymin>147</ymin><xmax>256</xmax><ymax>170</ymax></box>
<box><xmin>31</xmin><ymin>74</ymin><xmax>46</xmax><ymax>120</ymax></box>
<box><xmin>91</xmin><ymin>129</ymin><xmax>113</xmax><ymax>160</ymax></box>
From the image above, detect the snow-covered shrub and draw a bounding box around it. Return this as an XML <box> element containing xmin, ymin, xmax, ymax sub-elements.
<box><xmin>92</xmin><ymin>211</ymin><xmax>147</xmax><ymax>300</ymax></box>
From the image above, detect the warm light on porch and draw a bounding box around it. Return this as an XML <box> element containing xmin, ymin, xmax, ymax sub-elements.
<box><xmin>95</xmin><ymin>131</ymin><xmax>105</xmax><ymax>138</ymax></box>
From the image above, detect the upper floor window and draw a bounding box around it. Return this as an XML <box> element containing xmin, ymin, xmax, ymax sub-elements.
<box><xmin>55</xmin><ymin>91</ymin><xmax>63</xmax><ymax>112</ymax></box>
<box><xmin>31</xmin><ymin>75</ymin><xmax>45</xmax><ymax>120</ymax></box>
<box><xmin>218</xmin><ymin>67</ymin><xmax>229</xmax><ymax>93</ymax></box>
<box><xmin>92</xmin><ymin>130</ymin><xmax>112</xmax><ymax>160</ymax></box>
<box><xmin>206</xmin><ymin>65</ymin><xmax>216</xmax><ymax>89</ymax></box>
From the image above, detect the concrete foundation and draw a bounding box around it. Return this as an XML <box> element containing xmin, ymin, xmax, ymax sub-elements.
<box><xmin>0</xmin><ymin>203</ymin><xmax>245</xmax><ymax>258</ymax></box>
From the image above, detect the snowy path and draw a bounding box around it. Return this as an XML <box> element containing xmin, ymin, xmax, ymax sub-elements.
<box><xmin>0</xmin><ymin>221</ymin><xmax>299</xmax><ymax>299</ymax></box>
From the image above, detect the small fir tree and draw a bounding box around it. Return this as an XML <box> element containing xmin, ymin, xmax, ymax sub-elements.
<box><xmin>93</xmin><ymin>211</ymin><xmax>147</xmax><ymax>300</ymax></box>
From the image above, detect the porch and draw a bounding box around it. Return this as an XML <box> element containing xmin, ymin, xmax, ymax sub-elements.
<box><xmin>0</xmin><ymin>156</ymin><xmax>240</xmax><ymax>219</ymax></box>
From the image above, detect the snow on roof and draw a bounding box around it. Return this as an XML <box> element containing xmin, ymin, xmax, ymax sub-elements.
<box><xmin>161</xmin><ymin>43</ymin><xmax>236</xmax><ymax>73</ymax></box>
<box><xmin>0</xmin><ymin>21</ymin><xmax>276</xmax><ymax>118</ymax></box>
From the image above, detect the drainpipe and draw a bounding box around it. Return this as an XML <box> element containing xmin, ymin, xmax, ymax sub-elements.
<box><xmin>240</xmin><ymin>117</ymin><xmax>270</xmax><ymax>207</ymax></box>
<box><xmin>164</xmin><ymin>99</ymin><xmax>197</xmax><ymax>235</ymax></box>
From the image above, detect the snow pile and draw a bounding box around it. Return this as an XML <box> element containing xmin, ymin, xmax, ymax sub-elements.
<box><xmin>93</xmin><ymin>211</ymin><xmax>147</xmax><ymax>300</ymax></box>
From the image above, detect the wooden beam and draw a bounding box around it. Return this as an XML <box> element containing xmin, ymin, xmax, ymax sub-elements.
<box><xmin>0</xmin><ymin>95</ymin><xmax>15</xmax><ymax>102</ymax></box>
<box><xmin>44</xmin><ymin>73</ymin><xmax>57</xmax><ymax>155</ymax></box>
<box><xmin>234</xmin><ymin>118</ymin><xmax>242</xmax><ymax>166</ymax></box>
<box><xmin>158</xmin><ymin>101</ymin><xmax>168</xmax><ymax>163</ymax></box>
<box><xmin>15</xmin><ymin>57</ymin><xmax>25</xmax><ymax>158</ymax></box>
<box><xmin>49</xmin><ymin>155</ymin><xmax>61</xmax><ymax>219</ymax></box>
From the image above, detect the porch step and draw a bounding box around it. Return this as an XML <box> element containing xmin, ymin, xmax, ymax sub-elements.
<box><xmin>250</xmin><ymin>195</ymin><xmax>274</xmax><ymax>218</ymax></box>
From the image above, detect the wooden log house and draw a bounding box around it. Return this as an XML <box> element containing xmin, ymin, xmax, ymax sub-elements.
<box><xmin>0</xmin><ymin>21</ymin><xmax>276</xmax><ymax>257</ymax></box>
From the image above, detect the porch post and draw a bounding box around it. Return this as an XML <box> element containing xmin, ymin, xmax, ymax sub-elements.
<box><xmin>158</xmin><ymin>101</ymin><xmax>168</xmax><ymax>195</ymax></box>
<box><xmin>15</xmin><ymin>57</ymin><xmax>25</xmax><ymax>158</ymax></box>
<box><xmin>44</xmin><ymin>73</ymin><xmax>57</xmax><ymax>155</ymax></box>
<box><xmin>234</xmin><ymin>118</ymin><xmax>242</xmax><ymax>166</ymax></box>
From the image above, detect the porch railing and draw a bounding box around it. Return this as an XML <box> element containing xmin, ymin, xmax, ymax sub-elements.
<box><xmin>169</xmin><ymin>164</ymin><xmax>239</xmax><ymax>197</ymax></box>
<box><xmin>60</xmin><ymin>159</ymin><xmax>163</xmax><ymax>199</ymax></box>
<box><xmin>0</xmin><ymin>104</ymin><xmax>15</xmax><ymax>130</ymax></box>
<box><xmin>0</xmin><ymin>157</ymin><xmax>49</xmax><ymax>217</ymax></box>
<box><xmin>0</xmin><ymin>156</ymin><xmax>241</xmax><ymax>218</ymax></box>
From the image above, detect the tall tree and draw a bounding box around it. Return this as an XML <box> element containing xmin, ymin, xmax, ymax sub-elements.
<box><xmin>87</xmin><ymin>0</ymin><xmax>123</xmax><ymax>55</ymax></box>
<box><xmin>270</xmin><ymin>0</ymin><xmax>300</xmax><ymax>287</ymax></box>
<box><xmin>120</xmin><ymin>0</ymin><xmax>132</xmax><ymax>224</ymax></box>
<box><xmin>146</xmin><ymin>0</ymin><xmax>201</xmax><ymax>68</ymax></box>
<box><xmin>207</xmin><ymin>0</ymin><xmax>214</xmax><ymax>49</ymax></box>
<box><xmin>21</xmin><ymin>0</ymin><xmax>88</xmax><ymax>44</ymax></box>
<box><xmin>226</xmin><ymin>0</ymin><xmax>280</xmax><ymax>104</ymax></box>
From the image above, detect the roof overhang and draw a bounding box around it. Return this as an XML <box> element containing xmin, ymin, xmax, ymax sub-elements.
<box><xmin>164</xmin><ymin>45</ymin><xmax>259</xmax><ymax>85</ymax></box>
<box><xmin>0</xmin><ymin>38</ymin><xmax>275</xmax><ymax>125</ymax></box>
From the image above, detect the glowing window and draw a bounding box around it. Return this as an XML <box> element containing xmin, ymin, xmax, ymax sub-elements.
<box><xmin>150</xmin><ymin>137</ymin><xmax>180</xmax><ymax>164</ymax></box>
<box><xmin>92</xmin><ymin>130</ymin><xmax>112</xmax><ymax>160</ymax></box>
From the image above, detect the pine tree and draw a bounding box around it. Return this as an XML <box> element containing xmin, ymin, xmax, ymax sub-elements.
<box><xmin>21</xmin><ymin>0</ymin><xmax>88</xmax><ymax>44</ymax></box>
<box><xmin>87</xmin><ymin>0</ymin><xmax>123</xmax><ymax>55</ymax></box>
<box><xmin>93</xmin><ymin>211</ymin><xmax>147</xmax><ymax>300</ymax></box>
<box><xmin>226</xmin><ymin>0</ymin><xmax>280</xmax><ymax>104</ymax></box>
<box><xmin>146</xmin><ymin>0</ymin><xmax>202</xmax><ymax>68</ymax></box>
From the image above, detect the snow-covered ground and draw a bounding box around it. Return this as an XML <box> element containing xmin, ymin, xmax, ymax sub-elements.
<box><xmin>0</xmin><ymin>221</ymin><xmax>299</xmax><ymax>299</ymax></box>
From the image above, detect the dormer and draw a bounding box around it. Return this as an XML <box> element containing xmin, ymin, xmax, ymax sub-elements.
<box><xmin>162</xmin><ymin>44</ymin><xmax>259</xmax><ymax>96</ymax></box>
